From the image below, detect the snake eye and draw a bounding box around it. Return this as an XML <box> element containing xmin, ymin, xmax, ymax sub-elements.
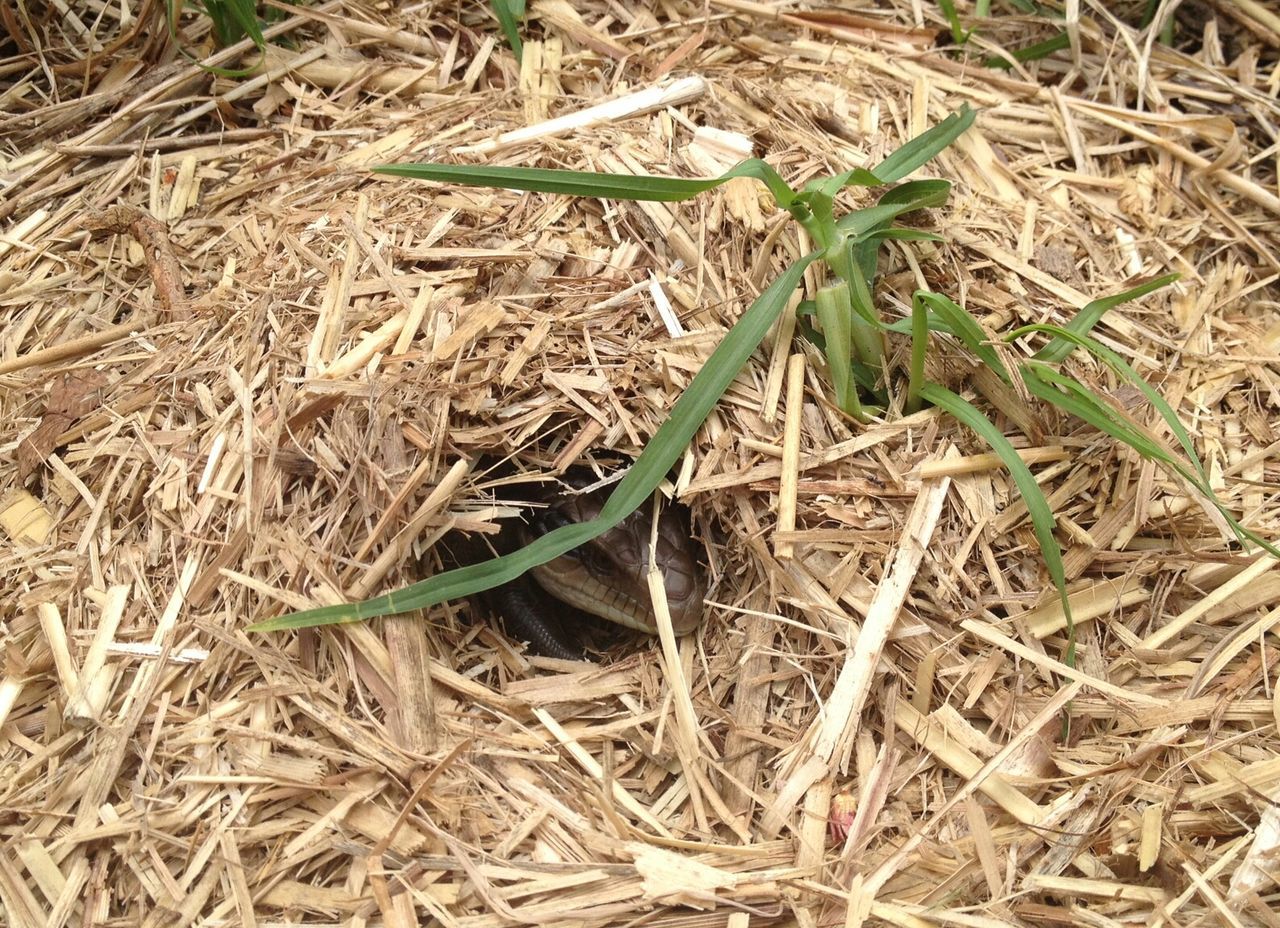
<box><xmin>532</xmin><ymin>508</ymin><xmax>575</xmax><ymax>536</ymax></box>
<box><xmin>564</xmin><ymin>543</ymin><xmax>608</xmax><ymax>575</ymax></box>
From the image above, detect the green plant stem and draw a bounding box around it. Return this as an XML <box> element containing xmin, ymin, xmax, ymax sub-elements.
<box><xmin>815</xmin><ymin>281</ymin><xmax>864</xmax><ymax>420</ymax></box>
<box><xmin>822</xmin><ymin>238</ymin><xmax>882</xmax><ymax>398</ymax></box>
<box><xmin>845</xmin><ymin>268</ymin><xmax>884</xmax><ymax>376</ymax></box>
<box><xmin>825</xmin><ymin>238</ymin><xmax>855</xmax><ymax>283</ymax></box>
<box><xmin>906</xmin><ymin>298</ymin><xmax>929</xmax><ymax>414</ymax></box>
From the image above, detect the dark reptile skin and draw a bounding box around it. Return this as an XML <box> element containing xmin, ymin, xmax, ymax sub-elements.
<box><xmin>440</xmin><ymin>461</ymin><xmax>701</xmax><ymax>657</ymax></box>
<box><xmin>485</xmin><ymin>580</ymin><xmax>582</xmax><ymax>661</ymax></box>
<box><xmin>437</xmin><ymin>498</ymin><xmax>587</xmax><ymax>659</ymax></box>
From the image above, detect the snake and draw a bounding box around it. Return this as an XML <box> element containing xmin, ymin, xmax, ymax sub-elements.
<box><xmin>465</xmin><ymin>468</ymin><xmax>706</xmax><ymax>659</ymax></box>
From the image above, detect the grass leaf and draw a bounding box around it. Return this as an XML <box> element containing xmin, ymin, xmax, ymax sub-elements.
<box><xmin>936</xmin><ymin>0</ymin><xmax>970</xmax><ymax>45</ymax></box>
<box><xmin>920</xmin><ymin>382</ymin><xmax>1075</xmax><ymax>666</ymax></box>
<box><xmin>249</xmin><ymin>251</ymin><xmax>823</xmax><ymax>632</ymax></box>
<box><xmin>491</xmin><ymin>0</ymin><xmax>526</xmax><ymax>61</ymax></box>
<box><xmin>165</xmin><ymin>0</ymin><xmax>266</xmax><ymax>76</ymax></box>
<box><xmin>871</xmin><ymin>105</ymin><xmax>976</xmax><ymax>183</ymax></box>
<box><xmin>374</xmin><ymin>159</ymin><xmax>799</xmax><ymax>208</ymax></box>
<box><xmin>1016</xmin><ymin>323</ymin><xmax>1206</xmax><ymax>483</ymax></box>
<box><xmin>804</xmin><ymin>167</ymin><xmax>885</xmax><ymax>197</ymax></box>
<box><xmin>859</xmin><ymin>229</ymin><xmax>946</xmax><ymax>245</ymax></box>
<box><xmin>914</xmin><ymin>291</ymin><xmax>1012</xmax><ymax>383</ymax></box>
<box><xmin>1020</xmin><ymin>361</ymin><xmax>1279</xmax><ymax>558</ymax></box>
<box><xmin>985</xmin><ymin>32</ymin><xmax>1072</xmax><ymax>69</ymax></box>
<box><xmin>837</xmin><ymin>180</ymin><xmax>953</xmax><ymax>237</ymax></box>
<box><xmin>1029</xmin><ymin>274</ymin><xmax>1179</xmax><ymax>364</ymax></box>
<box><xmin>224</xmin><ymin>0</ymin><xmax>265</xmax><ymax>46</ymax></box>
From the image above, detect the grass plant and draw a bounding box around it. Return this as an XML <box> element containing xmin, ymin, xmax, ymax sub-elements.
<box><xmin>251</xmin><ymin>105</ymin><xmax>1274</xmax><ymax>660</ymax></box>
<box><xmin>165</xmin><ymin>0</ymin><xmax>298</xmax><ymax>74</ymax></box>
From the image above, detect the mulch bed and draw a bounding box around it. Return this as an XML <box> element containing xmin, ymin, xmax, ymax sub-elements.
<box><xmin>3</xmin><ymin>2</ymin><xmax>1280</xmax><ymax>925</ymax></box>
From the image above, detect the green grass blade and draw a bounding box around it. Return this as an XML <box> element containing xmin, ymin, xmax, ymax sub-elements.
<box><xmin>859</xmin><ymin>229</ymin><xmax>946</xmax><ymax>245</ymax></box>
<box><xmin>935</xmin><ymin>0</ymin><xmax>970</xmax><ymax>45</ymax></box>
<box><xmin>836</xmin><ymin>181</ymin><xmax>953</xmax><ymax>237</ymax></box>
<box><xmin>838</xmin><ymin>181</ymin><xmax>952</xmax><ymax>299</ymax></box>
<box><xmin>1022</xmin><ymin>364</ymin><xmax>1160</xmax><ymax>454</ymax></box>
<box><xmin>249</xmin><ymin>250</ymin><xmax>823</xmax><ymax>632</ymax></box>
<box><xmin>222</xmin><ymin>0</ymin><xmax>265</xmax><ymax>46</ymax></box>
<box><xmin>374</xmin><ymin>159</ymin><xmax>799</xmax><ymax>207</ymax></box>
<box><xmin>166</xmin><ymin>0</ymin><xmax>264</xmax><ymax>76</ymax></box>
<box><xmin>199</xmin><ymin>0</ymin><xmax>234</xmax><ymax>46</ymax></box>
<box><xmin>815</xmin><ymin>281</ymin><xmax>857</xmax><ymax>415</ymax></box>
<box><xmin>1016</xmin><ymin>324</ymin><xmax>1206</xmax><ymax>484</ymax></box>
<box><xmin>803</xmin><ymin>106</ymin><xmax>973</xmax><ymax>192</ymax></box>
<box><xmin>873</xmin><ymin>179</ymin><xmax>954</xmax><ymax>212</ymax></box>
<box><xmin>196</xmin><ymin>0</ymin><xmax>266</xmax><ymax>47</ymax></box>
<box><xmin>1029</xmin><ymin>274</ymin><xmax>1179</xmax><ymax>364</ymax></box>
<box><xmin>921</xmin><ymin>381</ymin><xmax>1075</xmax><ymax>666</ymax></box>
<box><xmin>914</xmin><ymin>291</ymin><xmax>1011</xmax><ymax>383</ymax></box>
<box><xmin>1020</xmin><ymin>362</ymin><xmax>1279</xmax><ymax>557</ymax></box>
<box><xmin>491</xmin><ymin>0</ymin><xmax>526</xmax><ymax>61</ymax></box>
<box><xmin>804</xmin><ymin>167</ymin><xmax>884</xmax><ymax>197</ymax></box>
<box><xmin>906</xmin><ymin>295</ymin><xmax>929</xmax><ymax>413</ymax></box>
<box><xmin>883</xmin><ymin>316</ymin><xmax>958</xmax><ymax>338</ymax></box>
<box><xmin>871</xmin><ymin>105</ymin><xmax>976</xmax><ymax>184</ymax></box>
<box><xmin>985</xmin><ymin>32</ymin><xmax>1072</xmax><ymax>69</ymax></box>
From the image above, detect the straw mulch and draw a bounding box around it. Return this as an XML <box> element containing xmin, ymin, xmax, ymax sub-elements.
<box><xmin>3</xmin><ymin>1</ymin><xmax>1280</xmax><ymax>925</ymax></box>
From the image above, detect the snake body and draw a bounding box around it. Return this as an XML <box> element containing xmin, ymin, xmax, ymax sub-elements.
<box><xmin>469</xmin><ymin>468</ymin><xmax>705</xmax><ymax>658</ymax></box>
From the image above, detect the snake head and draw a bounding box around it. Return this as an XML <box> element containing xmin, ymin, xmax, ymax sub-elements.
<box><xmin>524</xmin><ymin>494</ymin><xmax>705</xmax><ymax>636</ymax></box>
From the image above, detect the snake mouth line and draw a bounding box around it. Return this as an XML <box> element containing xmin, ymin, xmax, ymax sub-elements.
<box><xmin>529</xmin><ymin>563</ymin><xmax>660</xmax><ymax>633</ymax></box>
